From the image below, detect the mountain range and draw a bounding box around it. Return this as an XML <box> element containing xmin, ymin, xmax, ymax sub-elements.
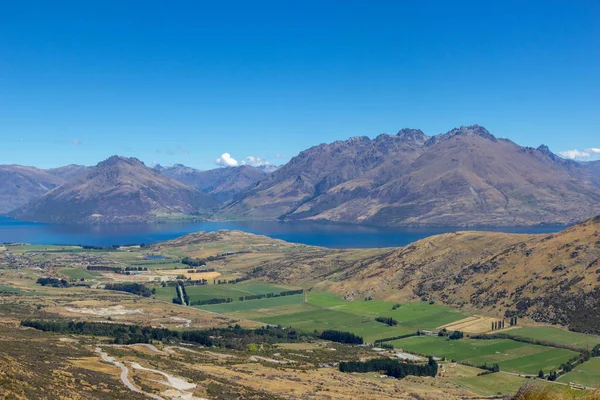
<box><xmin>224</xmin><ymin>125</ymin><xmax>600</xmax><ymax>226</ymax></box>
<box><xmin>155</xmin><ymin>164</ymin><xmax>268</xmax><ymax>202</ymax></box>
<box><xmin>2</xmin><ymin>124</ymin><xmax>600</xmax><ymax>225</ymax></box>
<box><xmin>8</xmin><ymin>156</ymin><xmax>217</xmax><ymax>223</ymax></box>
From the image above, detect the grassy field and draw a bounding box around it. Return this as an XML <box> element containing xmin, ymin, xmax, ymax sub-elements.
<box><xmin>452</xmin><ymin>372</ymin><xmax>529</xmax><ymax>396</ymax></box>
<box><xmin>389</xmin><ymin>336</ymin><xmax>578</xmax><ymax>375</ymax></box>
<box><xmin>559</xmin><ymin>358</ymin><xmax>600</xmax><ymax>388</ymax></box>
<box><xmin>505</xmin><ymin>326</ymin><xmax>600</xmax><ymax>349</ymax></box>
<box><xmin>185</xmin><ymin>283</ymin><xmax>291</xmax><ymax>303</ymax></box>
<box><xmin>308</xmin><ymin>292</ymin><xmax>467</xmax><ymax>330</ymax></box>
<box><xmin>196</xmin><ymin>290</ymin><xmax>467</xmax><ymax>343</ymax></box>
<box><xmin>152</xmin><ymin>286</ymin><xmax>177</xmax><ymax>302</ymax></box>
<box><xmin>60</xmin><ymin>268</ymin><xmax>102</xmax><ymax>280</ymax></box>
<box><xmin>196</xmin><ymin>294</ymin><xmax>305</xmax><ymax>313</ymax></box>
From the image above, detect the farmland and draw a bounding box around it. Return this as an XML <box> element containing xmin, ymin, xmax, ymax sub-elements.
<box><xmin>389</xmin><ymin>336</ymin><xmax>578</xmax><ymax>375</ymax></box>
<box><xmin>505</xmin><ymin>326</ymin><xmax>600</xmax><ymax>350</ymax></box>
<box><xmin>559</xmin><ymin>358</ymin><xmax>600</xmax><ymax>388</ymax></box>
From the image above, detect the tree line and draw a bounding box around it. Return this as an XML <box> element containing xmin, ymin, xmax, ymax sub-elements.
<box><xmin>375</xmin><ymin>316</ymin><xmax>398</xmax><ymax>326</ymax></box>
<box><xmin>319</xmin><ymin>330</ymin><xmax>363</xmax><ymax>344</ymax></box>
<box><xmin>104</xmin><ymin>283</ymin><xmax>155</xmax><ymax>297</ymax></box>
<box><xmin>20</xmin><ymin>320</ymin><xmax>310</xmax><ymax>350</ymax></box>
<box><xmin>339</xmin><ymin>357</ymin><xmax>438</xmax><ymax>379</ymax></box>
<box><xmin>238</xmin><ymin>289</ymin><xmax>304</xmax><ymax>302</ymax></box>
<box><xmin>36</xmin><ymin>277</ymin><xmax>70</xmax><ymax>288</ymax></box>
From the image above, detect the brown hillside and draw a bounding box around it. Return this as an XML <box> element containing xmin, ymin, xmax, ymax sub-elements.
<box><xmin>9</xmin><ymin>156</ymin><xmax>218</xmax><ymax>224</ymax></box>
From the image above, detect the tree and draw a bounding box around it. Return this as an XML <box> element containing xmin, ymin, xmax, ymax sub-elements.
<box><xmin>538</xmin><ymin>369</ymin><xmax>544</xmax><ymax>378</ymax></box>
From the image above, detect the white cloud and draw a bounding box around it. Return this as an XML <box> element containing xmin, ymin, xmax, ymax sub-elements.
<box><xmin>72</xmin><ymin>139</ymin><xmax>82</xmax><ymax>145</ymax></box>
<box><xmin>241</xmin><ymin>156</ymin><xmax>270</xmax><ymax>167</ymax></box>
<box><xmin>215</xmin><ymin>153</ymin><xmax>239</xmax><ymax>167</ymax></box>
<box><xmin>558</xmin><ymin>148</ymin><xmax>600</xmax><ymax>160</ymax></box>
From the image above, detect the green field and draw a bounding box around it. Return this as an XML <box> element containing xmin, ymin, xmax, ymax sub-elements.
<box><xmin>307</xmin><ymin>292</ymin><xmax>467</xmax><ymax>330</ymax></box>
<box><xmin>196</xmin><ymin>294</ymin><xmax>305</xmax><ymax>313</ymax></box>
<box><xmin>185</xmin><ymin>283</ymin><xmax>291</xmax><ymax>303</ymax></box>
<box><xmin>452</xmin><ymin>372</ymin><xmax>529</xmax><ymax>396</ymax></box>
<box><xmin>389</xmin><ymin>336</ymin><xmax>578</xmax><ymax>375</ymax></box>
<box><xmin>194</xmin><ymin>290</ymin><xmax>467</xmax><ymax>343</ymax></box>
<box><xmin>153</xmin><ymin>286</ymin><xmax>177</xmax><ymax>302</ymax></box>
<box><xmin>61</xmin><ymin>268</ymin><xmax>102</xmax><ymax>280</ymax></box>
<box><xmin>559</xmin><ymin>358</ymin><xmax>600</xmax><ymax>388</ymax></box>
<box><xmin>0</xmin><ymin>285</ymin><xmax>22</xmax><ymax>294</ymax></box>
<box><xmin>505</xmin><ymin>327</ymin><xmax>600</xmax><ymax>350</ymax></box>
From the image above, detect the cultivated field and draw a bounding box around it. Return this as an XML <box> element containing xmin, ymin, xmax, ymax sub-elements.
<box><xmin>389</xmin><ymin>336</ymin><xmax>578</xmax><ymax>375</ymax></box>
<box><xmin>559</xmin><ymin>358</ymin><xmax>600</xmax><ymax>388</ymax></box>
<box><xmin>505</xmin><ymin>326</ymin><xmax>600</xmax><ymax>350</ymax></box>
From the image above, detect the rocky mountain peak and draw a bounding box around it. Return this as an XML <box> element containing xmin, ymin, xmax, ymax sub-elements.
<box><xmin>396</xmin><ymin>128</ymin><xmax>428</xmax><ymax>144</ymax></box>
<box><xmin>98</xmin><ymin>155</ymin><xmax>144</xmax><ymax>168</ymax></box>
<box><xmin>449</xmin><ymin>125</ymin><xmax>496</xmax><ymax>141</ymax></box>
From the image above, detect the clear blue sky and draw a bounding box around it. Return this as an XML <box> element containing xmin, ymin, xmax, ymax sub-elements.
<box><xmin>1</xmin><ymin>0</ymin><xmax>599</xmax><ymax>169</ymax></box>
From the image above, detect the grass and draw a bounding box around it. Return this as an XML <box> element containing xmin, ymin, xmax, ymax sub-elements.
<box><xmin>559</xmin><ymin>358</ymin><xmax>600</xmax><ymax>388</ymax></box>
<box><xmin>259</xmin><ymin>308</ymin><xmax>415</xmax><ymax>342</ymax></box>
<box><xmin>184</xmin><ymin>283</ymin><xmax>291</xmax><ymax>303</ymax></box>
<box><xmin>153</xmin><ymin>286</ymin><xmax>177</xmax><ymax>302</ymax></box>
<box><xmin>389</xmin><ymin>336</ymin><xmax>578</xmax><ymax>375</ymax></box>
<box><xmin>452</xmin><ymin>372</ymin><xmax>529</xmax><ymax>396</ymax></box>
<box><xmin>505</xmin><ymin>327</ymin><xmax>600</xmax><ymax>350</ymax></box>
<box><xmin>195</xmin><ymin>294</ymin><xmax>305</xmax><ymax>313</ymax></box>
<box><xmin>0</xmin><ymin>284</ymin><xmax>22</xmax><ymax>294</ymax></box>
<box><xmin>61</xmin><ymin>268</ymin><xmax>102</xmax><ymax>280</ymax></box>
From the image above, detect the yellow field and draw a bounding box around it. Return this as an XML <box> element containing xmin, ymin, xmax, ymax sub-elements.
<box><xmin>438</xmin><ymin>315</ymin><xmax>498</xmax><ymax>333</ymax></box>
<box><xmin>156</xmin><ymin>269</ymin><xmax>222</xmax><ymax>281</ymax></box>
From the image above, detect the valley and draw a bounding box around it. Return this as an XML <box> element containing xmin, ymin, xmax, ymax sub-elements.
<box><xmin>1</xmin><ymin>224</ymin><xmax>599</xmax><ymax>399</ymax></box>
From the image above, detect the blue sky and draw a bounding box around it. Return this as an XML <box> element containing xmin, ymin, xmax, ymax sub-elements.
<box><xmin>1</xmin><ymin>0</ymin><xmax>599</xmax><ymax>169</ymax></box>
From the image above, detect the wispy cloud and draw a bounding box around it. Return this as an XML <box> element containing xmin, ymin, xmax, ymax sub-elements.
<box><xmin>178</xmin><ymin>145</ymin><xmax>190</xmax><ymax>155</ymax></box>
<box><xmin>215</xmin><ymin>153</ymin><xmax>239</xmax><ymax>167</ymax></box>
<box><xmin>558</xmin><ymin>148</ymin><xmax>600</xmax><ymax>160</ymax></box>
<box><xmin>72</xmin><ymin>139</ymin><xmax>83</xmax><ymax>146</ymax></box>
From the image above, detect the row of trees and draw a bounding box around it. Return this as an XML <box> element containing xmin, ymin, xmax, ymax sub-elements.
<box><xmin>104</xmin><ymin>283</ymin><xmax>155</xmax><ymax>297</ymax></box>
<box><xmin>181</xmin><ymin>257</ymin><xmax>206</xmax><ymax>267</ymax></box>
<box><xmin>21</xmin><ymin>320</ymin><xmax>309</xmax><ymax>350</ymax></box>
<box><xmin>238</xmin><ymin>289</ymin><xmax>304</xmax><ymax>302</ymax></box>
<box><xmin>36</xmin><ymin>277</ymin><xmax>70</xmax><ymax>288</ymax></box>
<box><xmin>491</xmin><ymin>317</ymin><xmax>518</xmax><ymax>331</ymax></box>
<box><xmin>319</xmin><ymin>330</ymin><xmax>363</xmax><ymax>344</ymax></box>
<box><xmin>375</xmin><ymin>316</ymin><xmax>398</xmax><ymax>326</ymax></box>
<box><xmin>188</xmin><ymin>297</ymin><xmax>233</xmax><ymax>306</ymax></box>
<box><xmin>339</xmin><ymin>357</ymin><xmax>438</xmax><ymax>379</ymax></box>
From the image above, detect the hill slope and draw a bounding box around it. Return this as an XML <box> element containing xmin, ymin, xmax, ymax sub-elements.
<box><xmin>155</xmin><ymin>218</ymin><xmax>600</xmax><ymax>334</ymax></box>
<box><xmin>156</xmin><ymin>164</ymin><xmax>267</xmax><ymax>202</ymax></box>
<box><xmin>321</xmin><ymin>217</ymin><xmax>600</xmax><ymax>334</ymax></box>
<box><xmin>224</xmin><ymin>125</ymin><xmax>600</xmax><ymax>226</ymax></box>
<box><xmin>9</xmin><ymin>156</ymin><xmax>218</xmax><ymax>223</ymax></box>
<box><xmin>0</xmin><ymin>165</ymin><xmax>65</xmax><ymax>214</ymax></box>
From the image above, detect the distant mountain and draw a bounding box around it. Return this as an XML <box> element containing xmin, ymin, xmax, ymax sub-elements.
<box><xmin>46</xmin><ymin>164</ymin><xmax>88</xmax><ymax>181</ymax></box>
<box><xmin>224</xmin><ymin>125</ymin><xmax>600</xmax><ymax>226</ymax></box>
<box><xmin>9</xmin><ymin>156</ymin><xmax>218</xmax><ymax>223</ymax></box>
<box><xmin>156</xmin><ymin>164</ymin><xmax>269</xmax><ymax>202</ymax></box>
<box><xmin>0</xmin><ymin>165</ymin><xmax>65</xmax><ymax>214</ymax></box>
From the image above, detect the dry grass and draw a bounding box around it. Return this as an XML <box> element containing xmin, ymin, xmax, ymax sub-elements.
<box><xmin>512</xmin><ymin>383</ymin><xmax>600</xmax><ymax>400</ymax></box>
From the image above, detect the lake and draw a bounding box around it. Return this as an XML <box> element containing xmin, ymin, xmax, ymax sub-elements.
<box><xmin>0</xmin><ymin>216</ymin><xmax>565</xmax><ymax>248</ymax></box>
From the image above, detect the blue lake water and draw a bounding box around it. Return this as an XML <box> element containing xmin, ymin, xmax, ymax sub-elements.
<box><xmin>0</xmin><ymin>216</ymin><xmax>565</xmax><ymax>248</ymax></box>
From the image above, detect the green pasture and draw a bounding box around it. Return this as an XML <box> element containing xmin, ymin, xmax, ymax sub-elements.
<box><xmin>195</xmin><ymin>294</ymin><xmax>304</xmax><ymax>313</ymax></box>
<box><xmin>559</xmin><ymin>358</ymin><xmax>600</xmax><ymax>388</ymax></box>
<box><xmin>389</xmin><ymin>336</ymin><xmax>578</xmax><ymax>375</ymax></box>
<box><xmin>61</xmin><ymin>268</ymin><xmax>102</xmax><ymax>280</ymax></box>
<box><xmin>505</xmin><ymin>326</ymin><xmax>600</xmax><ymax>350</ymax></box>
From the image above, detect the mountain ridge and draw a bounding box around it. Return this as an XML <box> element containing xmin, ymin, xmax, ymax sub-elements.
<box><xmin>9</xmin><ymin>156</ymin><xmax>218</xmax><ymax>224</ymax></box>
<box><xmin>224</xmin><ymin>125</ymin><xmax>600</xmax><ymax>227</ymax></box>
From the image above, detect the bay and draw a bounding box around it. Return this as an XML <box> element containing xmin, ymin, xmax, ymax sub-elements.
<box><xmin>0</xmin><ymin>216</ymin><xmax>565</xmax><ymax>248</ymax></box>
